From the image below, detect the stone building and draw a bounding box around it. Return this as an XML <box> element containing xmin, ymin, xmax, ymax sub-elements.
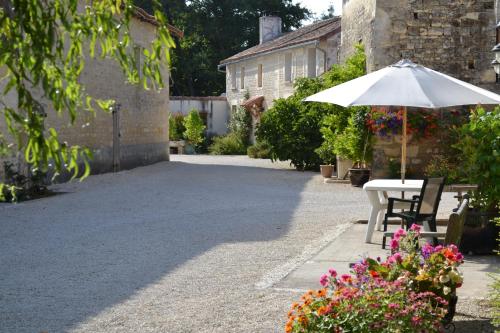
<box><xmin>219</xmin><ymin>16</ymin><xmax>341</xmax><ymax>142</ymax></box>
<box><xmin>340</xmin><ymin>0</ymin><xmax>499</xmax><ymax>177</ymax></box>
<box><xmin>0</xmin><ymin>7</ymin><xmax>183</xmax><ymax>179</ymax></box>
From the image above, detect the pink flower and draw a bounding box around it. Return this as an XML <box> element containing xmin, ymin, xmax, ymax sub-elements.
<box><xmin>394</xmin><ymin>228</ymin><xmax>406</xmax><ymax>240</ymax></box>
<box><xmin>409</xmin><ymin>224</ymin><xmax>421</xmax><ymax>232</ymax></box>
<box><xmin>411</xmin><ymin>315</ymin><xmax>422</xmax><ymax>326</ymax></box>
<box><xmin>320</xmin><ymin>274</ymin><xmax>329</xmax><ymax>287</ymax></box>
<box><xmin>456</xmin><ymin>253</ymin><xmax>464</xmax><ymax>261</ymax></box>
<box><xmin>388</xmin><ymin>303</ymin><xmax>399</xmax><ymax>309</ymax></box>
<box><xmin>390</xmin><ymin>238</ymin><xmax>399</xmax><ymax>250</ymax></box>
<box><xmin>393</xmin><ymin>252</ymin><xmax>403</xmax><ymax>263</ymax></box>
<box><xmin>329</xmin><ymin>268</ymin><xmax>337</xmax><ymax>277</ymax></box>
<box><xmin>341</xmin><ymin>274</ymin><xmax>352</xmax><ymax>282</ymax></box>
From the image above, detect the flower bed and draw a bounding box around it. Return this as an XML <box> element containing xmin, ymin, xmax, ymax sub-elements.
<box><xmin>286</xmin><ymin>225</ymin><xmax>464</xmax><ymax>332</ymax></box>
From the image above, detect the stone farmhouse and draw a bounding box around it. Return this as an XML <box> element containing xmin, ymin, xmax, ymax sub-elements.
<box><xmin>0</xmin><ymin>7</ymin><xmax>183</xmax><ymax>179</ymax></box>
<box><xmin>219</xmin><ymin>16</ymin><xmax>341</xmax><ymax>142</ymax></box>
<box><xmin>221</xmin><ymin>1</ymin><xmax>500</xmax><ymax>177</ymax></box>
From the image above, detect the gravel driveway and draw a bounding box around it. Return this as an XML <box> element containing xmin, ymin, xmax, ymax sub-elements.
<box><xmin>0</xmin><ymin>155</ymin><xmax>492</xmax><ymax>332</ymax></box>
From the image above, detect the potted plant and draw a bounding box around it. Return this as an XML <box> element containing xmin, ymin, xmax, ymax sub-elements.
<box><xmin>315</xmin><ymin>144</ymin><xmax>336</xmax><ymax>179</ymax></box>
<box><xmin>453</xmin><ymin>106</ymin><xmax>500</xmax><ymax>254</ymax></box>
<box><xmin>334</xmin><ymin>107</ymin><xmax>372</xmax><ymax>186</ymax></box>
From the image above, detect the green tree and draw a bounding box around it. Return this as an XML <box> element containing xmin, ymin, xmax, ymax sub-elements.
<box><xmin>135</xmin><ymin>0</ymin><xmax>311</xmax><ymax>96</ymax></box>
<box><xmin>319</xmin><ymin>3</ymin><xmax>336</xmax><ymax>20</ymax></box>
<box><xmin>183</xmin><ymin>109</ymin><xmax>206</xmax><ymax>145</ymax></box>
<box><xmin>0</xmin><ymin>0</ymin><xmax>174</xmax><ymax>200</ymax></box>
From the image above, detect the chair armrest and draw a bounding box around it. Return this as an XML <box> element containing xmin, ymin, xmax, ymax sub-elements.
<box><xmin>387</xmin><ymin>197</ymin><xmax>419</xmax><ymax>213</ymax></box>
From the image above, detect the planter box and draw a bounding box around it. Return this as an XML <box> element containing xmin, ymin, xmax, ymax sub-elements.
<box><xmin>336</xmin><ymin>157</ymin><xmax>353</xmax><ymax>180</ymax></box>
<box><xmin>459</xmin><ymin>210</ymin><xmax>499</xmax><ymax>255</ymax></box>
<box><xmin>349</xmin><ymin>168</ymin><xmax>371</xmax><ymax>187</ymax></box>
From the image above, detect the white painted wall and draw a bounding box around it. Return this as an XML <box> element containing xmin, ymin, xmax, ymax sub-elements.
<box><xmin>170</xmin><ymin>97</ymin><xmax>230</xmax><ymax>136</ymax></box>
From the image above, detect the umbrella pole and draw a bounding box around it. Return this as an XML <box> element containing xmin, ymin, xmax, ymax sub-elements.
<box><xmin>401</xmin><ymin>106</ymin><xmax>407</xmax><ymax>184</ymax></box>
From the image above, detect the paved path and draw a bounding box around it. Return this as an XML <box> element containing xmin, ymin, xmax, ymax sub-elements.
<box><xmin>0</xmin><ymin>156</ymin><xmax>491</xmax><ymax>332</ymax></box>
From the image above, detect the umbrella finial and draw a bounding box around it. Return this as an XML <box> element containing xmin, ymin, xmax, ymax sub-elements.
<box><xmin>392</xmin><ymin>59</ymin><xmax>419</xmax><ymax>68</ymax></box>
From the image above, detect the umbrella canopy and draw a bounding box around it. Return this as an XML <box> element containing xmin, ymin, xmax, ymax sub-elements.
<box><xmin>305</xmin><ymin>59</ymin><xmax>500</xmax><ymax>181</ymax></box>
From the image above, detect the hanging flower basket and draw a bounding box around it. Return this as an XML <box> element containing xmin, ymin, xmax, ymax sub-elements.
<box><xmin>367</xmin><ymin>107</ymin><xmax>438</xmax><ymax>141</ymax></box>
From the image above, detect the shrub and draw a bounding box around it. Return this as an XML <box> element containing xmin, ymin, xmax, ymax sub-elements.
<box><xmin>322</xmin><ymin>107</ymin><xmax>372</xmax><ymax>166</ymax></box>
<box><xmin>314</xmin><ymin>143</ymin><xmax>336</xmax><ymax>165</ymax></box>
<box><xmin>208</xmin><ymin>132</ymin><xmax>246</xmax><ymax>155</ymax></box>
<box><xmin>208</xmin><ymin>105</ymin><xmax>252</xmax><ymax>155</ymax></box>
<box><xmin>424</xmin><ymin>155</ymin><xmax>463</xmax><ymax>184</ymax></box>
<box><xmin>454</xmin><ymin>106</ymin><xmax>500</xmax><ymax>211</ymax></box>
<box><xmin>0</xmin><ymin>162</ymin><xmax>49</xmax><ymax>202</ymax></box>
<box><xmin>257</xmin><ymin>44</ymin><xmax>368</xmax><ymax>171</ymax></box>
<box><xmin>169</xmin><ymin>113</ymin><xmax>185</xmax><ymax>141</ymax></box>
<box><xmin>247</xmin><ymin>140</ymin><xmax>271</xmax><ymax>159</ymax></box>
<box><xmin>228</xmin><ymin>105</ymin><xmax>252</xmax><ymax>145</ymax></box>
<box><xmin>183</xmin><ymin>109</ymin><xmax>206</xmax><ymax>145</ymax></box>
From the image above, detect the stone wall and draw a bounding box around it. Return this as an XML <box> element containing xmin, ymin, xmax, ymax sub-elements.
<box><xmin>341</xmin><ymin>0</ymin><xmax>498</xmax><ymax>178</ymax></box>
<box><xmin>340</xmin><ymin>0</ymin><xmax>377</xmax><ymax>70</ymax></box>
<box><xmin>374</xmin><ymin>0</ymin><xmax>497</xmax><ymax>90</ymax></box>
<box><xmin>0</xmin><ymin>16</ymin><xmax>170</xmax><ymax>180</ymax></box>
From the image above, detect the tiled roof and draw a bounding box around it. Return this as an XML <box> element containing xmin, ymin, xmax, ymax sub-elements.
<box><xmin>220</xmin><ymin>17</ymin><xmax>341</xmax><ymax>65</ymax></box>
<box><xmin>133</xmin><ymin>6</ymin><xmax>184</xmax><ymax>38</ymax></box>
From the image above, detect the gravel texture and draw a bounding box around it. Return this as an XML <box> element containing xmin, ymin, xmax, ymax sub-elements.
<box><xmin>0</xmin><ymin>155</ymin><xmax>493</xmax><ymax>332</ymax></box>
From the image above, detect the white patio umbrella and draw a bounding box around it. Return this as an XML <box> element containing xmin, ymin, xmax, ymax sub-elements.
<box><xmin>305</xmin><ymin>59</ymin><xmax>500</xmax><ymax>182</ymax></box>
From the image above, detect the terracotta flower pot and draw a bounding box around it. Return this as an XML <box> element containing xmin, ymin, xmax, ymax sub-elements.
<box><xmin>320</xmin><ymin>165</ymin><xmax>334</xmax><ymax>178</ymax></box>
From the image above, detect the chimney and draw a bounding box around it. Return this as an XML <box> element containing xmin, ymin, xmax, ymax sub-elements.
<box><xmin>259</xmin><ymin>16</ymin><xmax>282</xmax><ymax>44</ymax></box>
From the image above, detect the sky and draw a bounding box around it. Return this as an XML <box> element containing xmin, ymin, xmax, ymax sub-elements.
<box><xmin>294</xmin><ymin>0</ymin><xmax>343</xmax><ymax>22</ymax></box>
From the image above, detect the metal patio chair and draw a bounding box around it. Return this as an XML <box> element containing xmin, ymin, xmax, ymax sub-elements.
<box><xmin>382</xmin><ymin>177</ymin><xmax>446</xmax><ymax>249</ymax></box>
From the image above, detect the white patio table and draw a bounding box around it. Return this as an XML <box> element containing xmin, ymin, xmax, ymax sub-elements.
<box><xmin>363</xmin><ymin>179</ymin><xmax>424</xmax><ymax>243</ymax></box>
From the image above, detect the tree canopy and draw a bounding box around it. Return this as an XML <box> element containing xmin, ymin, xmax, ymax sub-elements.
<box><xmin>134</xmin><ymin>0</ymin><xmax>311</xmax><ymax>96</ymax></box>
<box><xmin>0</xmin><ymin>0</ymin><xmax>174</xmax><ymax>199</ymax></box>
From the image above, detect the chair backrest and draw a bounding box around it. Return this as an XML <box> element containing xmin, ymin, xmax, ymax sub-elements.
<box><xmin>416</xmin><ymin>177</ymin><xmax>446</xmax><ymax>217</ymax></box>
<box><xmin>444</xmin><ymin>195</ymin><xmax>469</xmax><ymax>245</ymax></box>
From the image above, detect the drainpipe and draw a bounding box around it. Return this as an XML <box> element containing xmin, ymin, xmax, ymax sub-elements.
<box><xmin>315</xmin><ymin>41</ymin><xmax>328</xmax><ymax>74</ymax></box>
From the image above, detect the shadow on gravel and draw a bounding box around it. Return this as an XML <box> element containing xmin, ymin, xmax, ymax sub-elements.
<box><xmin>0</xmin><ymin>161</ymin><xmax>313</xmax><ymax>332</ymax></box>
<box><xmin>453</xmin><ymin>319</ymin><xmax>495</xmax><ymax>332</ymax></box>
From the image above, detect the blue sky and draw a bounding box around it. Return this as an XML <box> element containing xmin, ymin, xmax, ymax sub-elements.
<box><xmin>294</xmin><ymin>0</ymin><xmax>343</xmax><ymax>22</ymax></box>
